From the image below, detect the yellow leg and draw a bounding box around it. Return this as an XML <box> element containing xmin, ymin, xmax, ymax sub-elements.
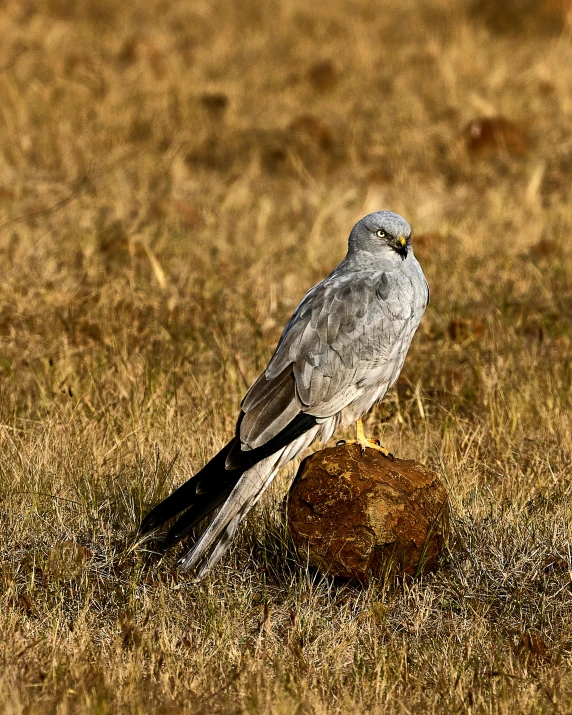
<box><xmin>341</xmin><ymin>418</ymin><xmax>394</xmax><ymax>460</ymax></box>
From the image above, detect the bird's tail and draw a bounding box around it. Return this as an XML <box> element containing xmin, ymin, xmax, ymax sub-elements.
<box><xmin>178</xmin><ymin>453</ymin><xmax>282</xmax><ymax>579</ymax></box>
<box><xmin>139</xmin><ymin>443</ymin><xmax>281</xmax><ymax>579</ymax></box>
<box><xmin>140</xmin><ymin>413</ymin><xmax>320</xmax><ymax>579</ymax></box>
<box><xmin>139</xmin><ymin>440</ymin><xmax>240</xmax><ymax>542</ymax></box>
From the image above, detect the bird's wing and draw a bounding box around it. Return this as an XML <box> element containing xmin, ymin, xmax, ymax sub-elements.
<box><xmin>237</xmin><ymin>269</ymin><xmax>416</xmax><ymax>451</ymax></box>
<box><xmin>142</xmin><ymin>264</ymin><xmax>426</xmax><ymax>578</ymax></box>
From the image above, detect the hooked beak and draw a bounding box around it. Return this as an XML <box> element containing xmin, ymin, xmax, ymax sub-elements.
<box><xmin>391</xmin><ymin>235</ymin><xmax>408</xmax><ymax>259</ymax></box>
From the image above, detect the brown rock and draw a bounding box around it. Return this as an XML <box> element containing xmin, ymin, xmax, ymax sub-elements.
<box><xmin>287</xmin><ymin>443</ymin><xmax>449</xmax><ymax>583</ymax></box>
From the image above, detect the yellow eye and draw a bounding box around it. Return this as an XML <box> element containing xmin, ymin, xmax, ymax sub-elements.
<box><xmin>376</xmin><ymin>230</ymin><xmax>386</xmax><ymax>238</ymax></box>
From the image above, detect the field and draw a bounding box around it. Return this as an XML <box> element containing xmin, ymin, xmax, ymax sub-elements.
<box><xmin>0</xmin><ymin>0</ymin><xmax>572</xmax><ymax>712</ymax></box>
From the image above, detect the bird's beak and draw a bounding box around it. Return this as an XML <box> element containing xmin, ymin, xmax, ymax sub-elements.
<box><xmin>390</xmin><ymin>235</ymin><xmax>408</xmax><ymax>259</ymax></box>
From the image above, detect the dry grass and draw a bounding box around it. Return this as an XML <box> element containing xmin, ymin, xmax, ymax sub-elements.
<box><xmin>0</xmin><ymin>0</ymin><xmax>572</xmax><ymax>712</ymax></box>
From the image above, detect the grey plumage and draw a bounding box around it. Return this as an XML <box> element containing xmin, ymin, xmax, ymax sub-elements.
<box><xmin>140</xmin><ymin>211</ymin><xmax>429</xmax><ymax>580</ymax></box>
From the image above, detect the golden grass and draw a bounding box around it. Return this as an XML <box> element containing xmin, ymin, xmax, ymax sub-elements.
<box><xmin>0</xmin><ymin>0</ymin><xmax>572</xmax><ymax>712</ymax></box>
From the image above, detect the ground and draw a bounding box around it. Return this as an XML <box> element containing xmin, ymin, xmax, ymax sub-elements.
<box><xmin>0</xmin><ymin>0</ymin><xmax>571</xmax><ymax>712</ymax></box>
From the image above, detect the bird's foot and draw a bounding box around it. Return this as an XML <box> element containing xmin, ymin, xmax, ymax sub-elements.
<box><xmin>337</xmin><ymin>418</ymin><xmax>394</xmax><ymax>460</ymax></box>
<box><xmin>336</xmin><ymin>436</ymin><xmax>394</xmax><ymax>461</ymax></box>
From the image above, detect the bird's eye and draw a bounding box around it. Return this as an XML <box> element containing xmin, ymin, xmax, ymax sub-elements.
<box><xmin>376</xmin><ymin>230</ymin><xmax>386</xmax><ymax>239</ymax></box>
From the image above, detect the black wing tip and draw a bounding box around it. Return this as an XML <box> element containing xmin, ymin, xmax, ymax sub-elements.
<box><xmin>138</xmin><ymin>440</ymin><xmax>237</xmax><ymax>534</ymax></box>
<box><xmin>163</xmin><ymin>523</ymin><xmax>191</xmax><ymax>549</ymax></box>
<box><xmin>139</xmin><ymin>513</ymin><xmax>170</xmax><ymax>537</ymax></box>
<box><xmin>139</xmin><ymin>413</ymin><xmax>318</xmax><ymax>540</ymax></box>
<box><xmin>139</xmin><ymin>489</ymin><xmax>194</xmax><ymax>536</ymax></box>
<box><xmin>139</xmin><ymin>511</ymin><xmax>162</xmax><ymax>535</ymax></box>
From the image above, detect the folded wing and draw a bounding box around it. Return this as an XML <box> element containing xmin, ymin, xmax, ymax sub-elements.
<box><xmin>236</xmin><ymin>270</ymin><xmax>413</xmax><ymax>452</ymax></box>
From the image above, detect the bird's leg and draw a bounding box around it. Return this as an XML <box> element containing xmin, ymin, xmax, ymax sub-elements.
<box><xmin>339</xmin><ymin>418</ymin><xmax>394</xmax><ymax>460</ymax></box>
<box><xmin>355</xmin><ymin>418</ymin><xmax>393</xmax><ymax>458</ymax></box>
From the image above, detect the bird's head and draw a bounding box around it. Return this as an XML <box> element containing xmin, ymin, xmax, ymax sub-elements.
<box><xmin>348</xmin><ymin>211</ymin><xmax>412</xmax><ymax>261</ymax></box>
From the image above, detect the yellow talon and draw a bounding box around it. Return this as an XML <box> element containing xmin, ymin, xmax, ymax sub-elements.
<box><xmin>343</xmin><ymin>418</ymin><xmax>394</xmax><ymax>460</ymax></box>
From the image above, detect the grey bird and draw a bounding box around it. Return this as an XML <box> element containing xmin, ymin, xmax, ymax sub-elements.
<box><xmin>140</xmin><ymin>211</ymin><xmax>429</xmax><ymax>579</ymax></box>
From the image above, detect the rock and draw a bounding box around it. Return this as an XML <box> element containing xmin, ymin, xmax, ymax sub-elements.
<box><xmin>287</xmin><ymin>443</ymin><xmax>449</xmax><ymax>583</ymax></box>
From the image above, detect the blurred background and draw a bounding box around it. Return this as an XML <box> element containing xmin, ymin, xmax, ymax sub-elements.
<box><xmin>1</xmin><ymin>1</ymin><xmax>572</xmax><ymax>712</ymax></box>
<box><xmin>0</xmin><ymin>0</ymin><xmax>571</xmax><ymax>360</ymax></box>
<box><xmin>0</xmin><ymin>0</ymin><xmax>571</xmax><ymax>448</ymax></box>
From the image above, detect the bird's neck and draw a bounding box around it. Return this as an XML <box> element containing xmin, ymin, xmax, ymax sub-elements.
<box><xmin>342</xmin><ymin>246</ymin><xmax>407</xmax><ymax>272</ymax></box>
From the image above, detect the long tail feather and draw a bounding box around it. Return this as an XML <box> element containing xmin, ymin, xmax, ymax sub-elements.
<box><xmin>179</xmin><ymin>454</ymin><xmax>281</xmax><ymax>574</ymax></box>
<box><xmin>163</xmin><ymin>487</ymin><xmax>234</xmax><ymax>546</ymax></box>
<box><xmin>139</xmin><ymin>413</ymin><xmax>320</xmax><ymax>579</ymax></box>
<box><xmin>139</xmin><ymin>440</ymin><xmax>238</xmax><ymax>534</ymax></box>
<box><xmin>141</xmin><ymin>413</ymin><xmax>317</xmax><ymax>537</ymax></box>
<box><xmin>192</xmin><ymin>512</ymin><xmax>243</xmax><ymax>581</ymax></box>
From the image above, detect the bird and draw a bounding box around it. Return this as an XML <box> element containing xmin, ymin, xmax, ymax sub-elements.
<box><xmin>140</xmin><ymin>210</ymin><xmax>429</xmax><ymax>580</ymax></box>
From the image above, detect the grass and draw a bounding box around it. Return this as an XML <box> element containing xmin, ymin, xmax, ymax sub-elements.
<box><xmin>0</xmin><ymin>0</ymin><xmax>572</xmax><ymax>711</ymax></box>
